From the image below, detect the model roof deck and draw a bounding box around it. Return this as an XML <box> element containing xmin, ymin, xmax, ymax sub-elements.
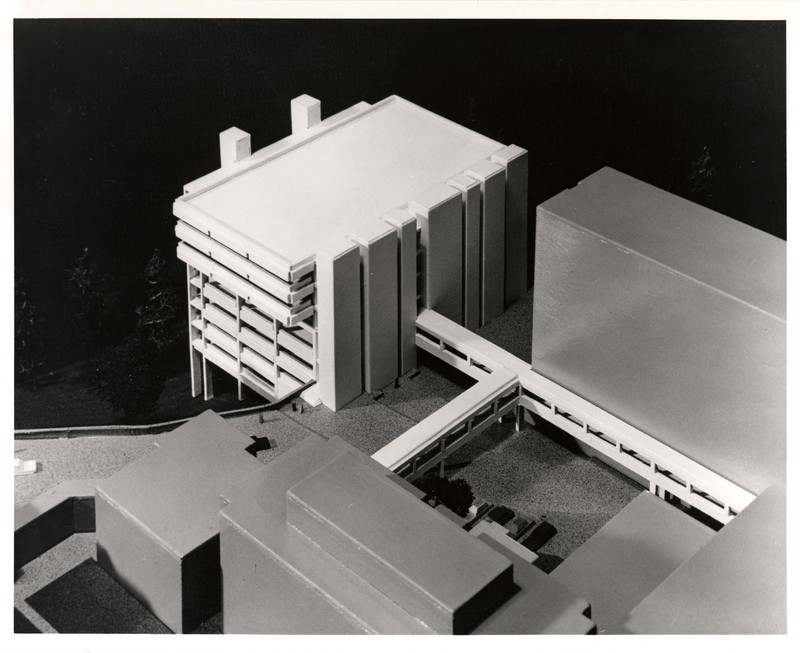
<box><xmin>539</xmin><ymin>166</ymin><xmax>786</xmax><ymax>319</ymax></box>
<box><xmin>96</xmin><ymin>410</ymin><xmax>262</xmax><ymax>556</ymax></box>
<box><xmin>175</xmin><ymin>96</ymin><xmax>504</xmax><ymax>277</ymax></box>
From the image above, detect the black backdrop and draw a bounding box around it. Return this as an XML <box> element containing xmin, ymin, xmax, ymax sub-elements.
<box><xmin>14</xmin><ymin>19</ymin><xmax>786</xmax><ymax>364</ymax></box>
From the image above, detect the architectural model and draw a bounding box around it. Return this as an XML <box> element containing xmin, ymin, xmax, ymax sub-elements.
<box><xmin>173</xmin><ymin>94</ymin><xmax>527</xmax><ymax>409</ymax></box>
<box><xmin>14</xmin><ymin>95</ymin><xmax>786</xmax><ymax>635</ymax></box>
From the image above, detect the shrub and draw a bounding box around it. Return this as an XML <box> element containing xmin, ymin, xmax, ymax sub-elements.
<box><xmin>90</xmin><ymin>335</ymin><xmax>167</xmax><ymax>420</ymax></box>
<box><xmin>413</xmin><ymin>475</ymin><xmax>475</xmax><ymax>518</ymax></box>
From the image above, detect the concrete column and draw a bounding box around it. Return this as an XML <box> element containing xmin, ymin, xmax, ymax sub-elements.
<box><xmin>187</xmin><ymin>265</ymin><xmax>203</xmax><ymax>398</ymax></box>
<box><xmin>203</xmin><ymin>357</ymin><xmax>214</xmax><ymax>400</ymax></box>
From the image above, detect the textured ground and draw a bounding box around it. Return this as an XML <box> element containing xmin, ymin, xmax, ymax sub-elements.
<box><xmin>446</xmin><ymin>421</ymin><xmax>642</xmax><ymax>563</ymax></box>
<box><xmin>13</xmin><ymin>290</ymin><xmax>644</xmax><ymax>633</ymax></box>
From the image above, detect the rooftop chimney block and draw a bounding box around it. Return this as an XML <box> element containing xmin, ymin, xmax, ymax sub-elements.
<box><xmin>219</xmin><ymin>127</ymin><xmax>251</xmax><ymax>169</ymax></box>
<box><xmin>291</xmin><ymin>95</ymin><xmax>322</xmax><ymax>134</ymax></box>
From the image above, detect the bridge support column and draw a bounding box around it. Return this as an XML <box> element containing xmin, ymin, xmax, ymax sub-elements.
<box><xmin>649</xmin><ymin>481</ymin><xmax>665</xmax><ymax>500</ymax></box>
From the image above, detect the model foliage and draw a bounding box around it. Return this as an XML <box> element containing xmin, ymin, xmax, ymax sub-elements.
<box><xmin>90</xmin><ymin>248</ymin><xmax>181</xmax><ymax>419</ymax></box>
<box><xmin>64</xmin><ymin>248</ymin><xmax>119</xmax><ymax>362</ymax></box>
<box><xmin>415</xmin><ymin>475</ymin><xmax>475</xmax><ymax>518</ymax></box>
<box><xmin>14</xmin><ymin>273</ymin><xmax>45</xmax><ymax>388</ymax></box>
<box><xmin>136</xmin><ymin>249</ymin><xmax>181</xmax><ymax>352</ymax></box>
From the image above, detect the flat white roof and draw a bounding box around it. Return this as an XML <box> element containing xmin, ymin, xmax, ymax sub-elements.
<box><xmin>540</xmin><ymin>167</ymin><xmax>786</xmax><ymax>320</ymax></box>
<box><xmin>180</xmin><ymin>96</ymin><xmax>504</xmax><ymax>269</ymax></box>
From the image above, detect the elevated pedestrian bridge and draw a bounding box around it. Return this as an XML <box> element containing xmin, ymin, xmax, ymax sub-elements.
<box><xmin>372</xmin><ymin>309</ymin><xmax>755</xmax><ymax>525</ymax></box>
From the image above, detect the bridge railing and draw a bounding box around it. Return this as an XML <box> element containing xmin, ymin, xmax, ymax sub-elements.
<box><xmin>372</xmin><ymin>368</ymin><xmax>518</xmax><ymax>482</ymax></box>
<box><xmin>516</xmin><ymin>373</ymin><xmax>755</xmax><ymax>523</ymax></box>
<box><xmin>397</xmin><ymin>310</ymin><xmax>756</xmax><ymax>525</ymax></box>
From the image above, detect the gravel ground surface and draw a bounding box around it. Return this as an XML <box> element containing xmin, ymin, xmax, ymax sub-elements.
<box><xmin>14</xmin><ymin>436</ymin><xmax>160</xmax><ymax>510</ymax></box>
<box><xmin>446</xmin><ymin>421</ymin><xmax>642</xmax><ymax>562</ymax></box>
<box><xmin>15</xmin><ymin>534</ymin><xmax>97</xmax><ymax>634</ymax></box>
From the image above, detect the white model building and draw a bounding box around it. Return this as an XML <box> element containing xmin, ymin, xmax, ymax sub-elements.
<box><xmin>174</xmin><ymin>95</ymin><xmax>528</xmax><ymax>410</ymax></box>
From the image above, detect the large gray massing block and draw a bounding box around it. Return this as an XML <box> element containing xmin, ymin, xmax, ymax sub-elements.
<box><xmin>533</xmin><ymin>196</ymin><xmax>785</xmax><ymax>495</ymax></box>
<box><xmin>316</xmin><ymin>239</ymin><xmax>363</xmax><ymax>410</ymax></box>
<box><xmin>382</xmin><ymin>208</ymin><xmax>418</xmax><ymax>375</ymax></box>
<box><xmin>219</xmin><ymin>516</ymin><xmax>367</xmax><ymax>634</ymax></box>
<box><xmin>350</xmin><ymin>222</ymin><xmax>399</xmax><ymax>393</ymax></box>
<box><xmin>286</xmin><ymin>452</ymin><xmax>514</xmax><ymax>634</ymax></box>
<box><xmin>219</xmin><ymin>437</ymin><xmax>430</xmax><ymax>634</ymax></box>
<box><xmin>95</xmin><ymin>489</ymin><xmax>220</xmax><ymax>633</ymax></box>
<box><xmin>623</xmin><ymin>485</ymin><xmax>785</xmax><ymax>634</ymax></box>
<box><xmin>410</xmin><ymin>184</ymin><xmax>463</xmax><ymax>325</ymax></box>
<box><xmin>491</xmin><ymin>145</ymin><xmax>529</xmax><ymax>307</ymax></box>
<box><xmin>93</xmin><ymin>410</ymin><xmax>262</xmax><ymax>633</ymax></box>
<box><xmin>466</xmin><ymin>160</ymin><xmax>506</xmax><ymax>325</ymax></box>
<box><xmin>284</xmin><ymin>518</ymin><xmax>437</xmax><ymax>633</ymax></box>
<box><xmin>220</xmin><ymin>506</ymin><xmax>430</xmax><ymax>633</ymax></box>
<box><xmin>220</xmin><ymin>437</ymin><xmax>514</xmax><ymax>634</ymax></box>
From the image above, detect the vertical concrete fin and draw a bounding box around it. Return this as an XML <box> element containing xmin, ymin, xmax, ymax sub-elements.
<box><xmin>491</xmin><ymin>145</ymin><xmax>529</xmax><ymax>307</ymax></box>
<box><xmin>382</xmin><ymin>209</ymin><xmax>419</xmax><ymax>375</ymax></box>
<box><xmin>409</xmin><ymin>184</ymin><xmax>463</xmax><ymax>325</ymax></box>
<box><xmin>466</xmin><ymin>160</ymin><xmax>506</xmax><ymax>325</ymax></box>
<box><xmin>317</xmin><ymin>238</ymin><xmax>362</xmax><ymax>410</ymax></box>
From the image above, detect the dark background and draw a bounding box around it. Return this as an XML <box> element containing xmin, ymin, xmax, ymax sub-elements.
<box><xmin>14</xmin><ymin>19</ymin><xmax>786</xmax><ymax>369</ymax></box>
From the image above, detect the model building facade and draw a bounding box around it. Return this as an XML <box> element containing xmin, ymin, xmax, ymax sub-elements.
<box><xmin>174</xmin><ymin>95</ymin><xmax>528</xmax><ymax>410</ymax></box>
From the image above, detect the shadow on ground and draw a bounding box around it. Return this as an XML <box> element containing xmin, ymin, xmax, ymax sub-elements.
<box><xmin>24</xmin><ymin>558</ymin><xmax>222</xmax><ymax>634</ymax></box>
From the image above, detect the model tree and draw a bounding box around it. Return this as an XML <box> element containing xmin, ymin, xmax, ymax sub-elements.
<box><xmin>14</xmin><ymin>272</ymin><xmax>45</xmax><ymax>389</ymax></box>
<box><xmin>90</xmin><ymin>248</ymin><xmax>180</xmax><ymax>420</ymax></box>
<box><xmin>90</xmin><ymin>335</ymin><xmax>168</xmax><ymax>419</ymax></box>
<box><xmin>438</xmin><ymin>478</ymin><xmax>475</xmax><ymax>518</ymax></box>
<box><xmin>135</xmin><ymin>248</ymin><xmax>180</xmax><ymax>352</ymax></box>
<box><xmin>414</xmin><ymin>475</ymin><xmax>475</xmax><ymax>518</ymax></box>
<box><xmin>64</xmin><ymin>248</ymin><xmax>118</xmax><ymax>363</ymax></box>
